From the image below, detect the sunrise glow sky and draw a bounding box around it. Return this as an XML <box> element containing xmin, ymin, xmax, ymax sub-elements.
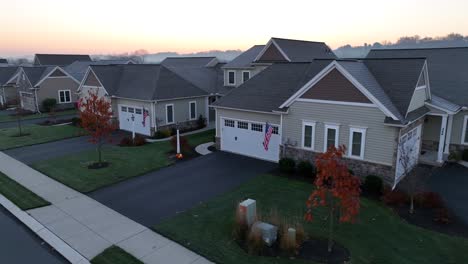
<box><xmin>1</xmin><ymin>0</ymin><xmax>468</xmax><ymax>57</ymax></box>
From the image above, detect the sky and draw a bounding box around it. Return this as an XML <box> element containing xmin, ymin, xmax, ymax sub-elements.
<box><xmin>1</xmin><ymin>0</ymin><xmax>468</xmax><ymax>57</ymax></box>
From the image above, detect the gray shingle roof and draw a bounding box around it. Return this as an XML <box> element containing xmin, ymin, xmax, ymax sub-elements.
<box><xmin>34</xmin><ymin>54</ymin><xmax>91</xmax><ymax>66</ymax></box>
<box><xmin>0</xmin><ymin>67</ymin><xmax>18</xmax><ymax>85</ymax></box>
<box><xmin>366</xmin><ymin>47</ymin><xmax>468</xmax><ymax>107</ymax></box>
<box><xmin>161</xmin><ymin>57</ymin><xmax>225</xmax><ymax>95</ymax></box>
<box><xmin>255</xmin><ymin>38</ymin><xmax>337</xmax><ymax>63</ymax></box>
<box><xmin>222</xmin><ymin>45</ymin><xmax>265</xmax><ymax>68</ymax></box>
<box><xmin>0</xmin><ymin>59</ymin><xmax>7</xmax><ymax>64</ymax></box>
<box><xmin>22</xmin><ymin>66</ymin><xmax>55</xmax><ymax>87</ymax></box>
<box><xmin>90</xmin><ymin>64</ymin><xmax>208</xmax><ymax>101</ymax></box>
<box><xmin>429</xmin><ymin>94</ymin><xmax>462</xmax><ymax>112</ymax></box>
<box><xmin>64</xmin><ymin>60</ymin><xmax>132</xmax><ymax>82</ymax></box>
<box><xmin>213</xmin><ymin>61</ymin><xmax>333</xmax><ymax>113</ymax></box>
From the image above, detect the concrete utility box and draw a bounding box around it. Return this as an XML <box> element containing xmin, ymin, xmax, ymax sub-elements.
<box><xmin>239</xmin><ymin>199</ymin><xmax>256</xmax><ymax>226</ymax></box>
<box><xmin>252</xmin><ymin>221</ymin><xmax>278</xmax><ymax>246</ymax></box>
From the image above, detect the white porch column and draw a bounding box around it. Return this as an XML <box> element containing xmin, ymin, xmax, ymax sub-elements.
<box><xmin>437</xmin><ymin>115</ymin><xmax>448</xmax><ymax>163</ymax></box>
<box><xmin>444</xmin><ymin>114</ymin><xmax>454</xmax><ymax>154</ymax></box>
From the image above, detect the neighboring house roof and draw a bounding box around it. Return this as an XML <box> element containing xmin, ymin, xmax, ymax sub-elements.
<box><xmin>33</xmin><ymin>54</ymin><xmax>91</xmax><ymax>66</ymax></box>
<box><xmin>212</xmin><ymin>61</ymin><xmax>333</xmax><ymax>113</ymax></box>
<box><xmin>222</xmin><ymin>45</ymin><xmax>265</xmax><ymax>69</ymax></box>
<box><xmin>161</xmin><ymin>57</ymin><xmax>226</xmax><ymax>95</ymax></box>
<box><xmin>0</xmin><ymin>58</ymin><xmax>8</xmax><ymax>64</ymax></box>
<box><xmin>89</xmin><ymin>64</ymin><xmax>208</xmax><ymax>101</ymax></box>
<box><xmin>254</xmin><ymin>38</ymin><xmax>336</xmax><ymax>63</ymax></box>
<box><xmin>21</xmin><ymin>66</ymin><xmax>55</xmax><ymax>87</ymax></box>
<box><xmin>366</xmin><ymin>47</ymin><xmax>468</xmax><ymax>107</ymax></box>
<box><xmin>427</xmin><ymin>94</ymin><xmax>462</xmax><ymax>113</ymax></box>
<box><xmin>64</xmin><ymin>60</ymin><xmax>133</xmax><ymax>82</ymax></box>
<box><xmin>0</xmin><ymin>67</ymin><xmax>18</xmax><ymax>85</ymax></box>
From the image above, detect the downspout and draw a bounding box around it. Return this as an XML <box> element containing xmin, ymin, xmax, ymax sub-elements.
<box><xmin>152</xmin><ymin>101</ymin><xmax>157</xmax><ymax>133</ymax></box>
<box><xmin>34</xmin><ymin>88</ymin><xmax>41</xmax><ymax>113</ymax></box>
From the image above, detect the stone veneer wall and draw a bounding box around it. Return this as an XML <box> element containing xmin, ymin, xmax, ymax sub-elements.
<box><xmin>281</xmin><ymin>145</ymin><xmax>395</xmax><ymax>185</ymax></box>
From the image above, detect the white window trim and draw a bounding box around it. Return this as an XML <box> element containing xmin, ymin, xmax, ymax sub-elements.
<box><xmin>302</xmin><ymin>121</ymin><xmax>316</xmax><ymax>150</ymax></box>
<box><xmin>324</xmin><ymin>123</ymin><xmax>340</xmax><ymax>152</ymax></box>
<box><xmin>227</xmin><ymin>70</ymin><xmax>236</xmax><ymax>86</ymax></box>
<box><xmin>462</xmin><ymin>115</ymin><xmax>468</xmax><ymax>146</ymax></box>
<box><xmin>166</xmin><ymin>104</ymin><xmax>175</xmax><ymax>124</ymax></box>
<box><xmin>189</xmin><ymin>101</ymin><xmax>197</xmax><ymax>120</ymax></box>
<box><xmin>58</xmin><ymin>90</ymin><xmax>72</xmax><ymax>104</ymax></box>
<box><xmin>348</xmin><ymin>127</ymin><xmax>367</xmax><ymax>160</ymax></box>
<box><xmin>241</xmin><ymin>70</ymin><xmax>250</xmax><ymax>83</ymax></box>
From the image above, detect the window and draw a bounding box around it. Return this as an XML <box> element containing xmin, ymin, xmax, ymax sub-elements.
<box><xmin>135</xmin><ymin>108</ymin><xmax>142</xmax><ymax>115</ymax></box>
<box><xmin>272</xmin><ymin>126</ymin><xmax>279</xmax><ymax>135</ymax></box>
<box><xmin>462</xmin><ymin>116</ymin><xmax>468</xmax><ymax>145</ymax></box>
<box><xmin>238</xmin><ymin>121</ymin><xmax>248</xmax><ymax>129</ymax></box>
<box><xmin>189</xmin><ymin>101</ymin><xmax>197</xmax><ymax>120</ymax></box>
<box><xmin>224</xmin><ymin>119</ymin><xmax>235</xmax><ymax>127</ymax></box>
<box><xmin>227</xmin><ymin>71</ymin><xmax>236</xmax><ymax>85</ymax></box>
<box><xmin>251</xmin><ymin>123</ymin><xmax>263</xmax><ymax>132</ymax></box>
<box><xmin>302</xmin><ymin>121</ymin><xmax>316</xmax><ymax>150</ymax></box>
<box><xmin>324</xmin><ymin>124</ymin><xmax>339</xmax><ymax>151</ymax></box>
<box><xmin>128</xmin><ymin>107</ymin><xmax>135</xmax><ymax>113</ymax></box>
<box><xmin>242</xmin><ymin>71</ymin><xmax>250</xmax><ymax>83</ymax></box>
<box><xmin>121</xmin><ymin>106</ymin><xmax>127</xmax><ymax>112</ymax></box>
<box><xmin>58</xmin><ymin>90</ymin><xmax>71</xmax><ymax>103</ymax></box>
<box><xmin>166</xmin><ymin>104</ymin><xmax>174</xmax><ymax>124</ymax></box>
<box><xmin>349</xmin><ymin>127</ymin><xmax>367</xmax><ymax>159</ymax></box>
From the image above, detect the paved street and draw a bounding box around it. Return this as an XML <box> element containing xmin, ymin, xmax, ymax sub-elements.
<box><xmin>91</xmin><ymin>151</ymin><xmax>276</xmax><ymax>226</ymax></box>
<box><xmin>0</xmin><ymin>206</ymin><xmax>68</xmax><ymax>264</ymax></box>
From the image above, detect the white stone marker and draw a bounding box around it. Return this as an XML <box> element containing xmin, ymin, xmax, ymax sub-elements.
<box><xmin>252</xmin><ymin>221</ymin><xmax>278</xmax><ymax>246</ymax></box>
<box><xmin>288</xmin><ymin>227</ymin><xmax>296</xmax><ymax>247</ymax></box>
<box><xmin>239</xmin><ymin>199</ymin><xmax>256</xmax><ymax>226</ymax></box>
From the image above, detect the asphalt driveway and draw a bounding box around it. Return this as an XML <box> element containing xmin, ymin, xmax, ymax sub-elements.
<box><xmin>429</xmin><ymin>163</ymin><xmax>468</xmax><ymax>224</ymax></box>
<box><xmin>90</xmin><ymin>151</ymin><xmax>276</xmax><ymax>226</ymax></box>
<box><xmin>0</xmin><ymin>206</ymin><xmax>67</xmax><ymax>264</ymax></box>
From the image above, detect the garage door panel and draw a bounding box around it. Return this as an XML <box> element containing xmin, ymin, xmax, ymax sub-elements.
<box><xmin>395</xmin><ymin>125</ymin><xmax>421</xmax><ymax>187</ymax></box>
<box><xmin>118</xmin><ymin>104</ymin><xmax>151</xmax><ymax>136</ymax></box>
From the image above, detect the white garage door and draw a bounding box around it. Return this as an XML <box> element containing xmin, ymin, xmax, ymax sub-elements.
<box><xmin>395</xmin><ymin>125</ymin><xmax>422</xmax><ymax>187</ymax></box>
<box><xmin>118</xmin><ymin>105</ymin><xmax>151</xmax><ymax>136</ymax></box>
<box><xmin>220</xmin><ymin>118</ymin><xmax>280</xmax><ymax>162</ymax></box>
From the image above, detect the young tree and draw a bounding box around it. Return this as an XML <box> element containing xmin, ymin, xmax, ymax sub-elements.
<box><xmin>305</xmin><ymin>146</ymin><xmax>361</xmax><ymax>253</ymax></box>
<box><xmin>79</xmin><ymin>89</ymin><xmax>116</xmax><ymax>166</ymax></box>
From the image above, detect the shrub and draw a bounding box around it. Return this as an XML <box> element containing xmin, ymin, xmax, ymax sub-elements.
<box><xmin>170</xmin><ymin>135</ymin><xmax>190</xmax><ymax>154</ymax></box>
<box><xmin>42</xmin><ymin>98</ymin><xmax>57</xmax><ymax>112</ymax></box>
<box><xmin>433</xmin><ymin>207</ymin><xmax>451</xmax><ymax>224</ymax></box>
<box><xmin>133</xmin><ymin>135</ymin><xmax>146</xmax><ymax>146</ymax></box>
<box><xmin>197</xmin><ymin>115</ymin><xmax>206</xmax><ymax>129</ymax></box>
<box><xmin>247</xmin><ymin>228</ymin><xmax>264</xmax><ymax>255</ymax></box>
<box><xmin>71</xmin><ymin>117</ymin><xmax>81</xmax><ymax>127</ymax></box>
<box><xmin>448</xmin><ymin>151</ymin><xmax>462</xmax><ymax>162</ymax></box>
<box><xmin>415</xmin><ymin>192</ymin><xmax>444</xmax><ymax>209</ymax></box>
<box><xmin>362</xmin><ymin>175</ymin><xmax>384</xmax><ymax>197</ymax></box>
<box><xmin>297</xmin><ymin>161</ymin><xmax>315</xmax><ymax>178</ymax></box>
<box><xmin>119</xmin><ymin>135</ymin><xmax>146</xmax><ymax>147</ymax></box>
<box><xmin>119</xmin><ymin>137</ymin><xmax>132</xmax><ymax>146</ymax></box>
<box><xmin>463</xmin><ymin>149</ymin><xmax>468</xmax><ymax>162</ymax></box>
<box><xmin>382</xmin><ymin>189</ymin><xmax>409</xmax><ymax>206</ymax></box>
<box><xmin>279</xmin><ymin>158</ymin><xmax>295</xmax><ymax>174</ymax></box>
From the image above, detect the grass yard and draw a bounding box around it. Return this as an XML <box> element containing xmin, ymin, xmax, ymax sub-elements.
<box><xmin>0</xmin><ymin>172</ymin><xmax>50</xmax><ymax>210</ymax></box>
<box><xmin>33</xmin><ymin>129</ymin><xmax>215</xmax><ymax>193</ymax></box>
<box><xmin>154</xmin><ymin>174</ymin><xmax>468</xmax><ymax>264</ymax></box>
<box><xmin>0</xmin><ymin>124</ymin><xmax>85</xmax><ymax>150</ymax></box>
<box><xmin>91</xmin><ymin>246</ymin><xmax>142</xmax><ymax>264</ymax></box>
<box><xmin>0</xmin><ymin>109</ymin><xmax>77</xmax><ymax>123</ymax></box>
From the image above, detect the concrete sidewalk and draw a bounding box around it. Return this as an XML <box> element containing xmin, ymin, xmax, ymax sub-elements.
<box><xmin>0</xmin><ymin>151</ymin><xmax>212</xmax><ymax>264</ymax></box>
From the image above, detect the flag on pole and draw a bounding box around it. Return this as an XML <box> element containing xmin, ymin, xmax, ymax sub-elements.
<box><xmin>263</xmin><ymin>122</ymin><xmax>273</xmax><ymax>151</ymax></box>
<box><xmin>142</xmin><ymin>108</ymin><xmax>149</xmax><ymax>127</ymax></box>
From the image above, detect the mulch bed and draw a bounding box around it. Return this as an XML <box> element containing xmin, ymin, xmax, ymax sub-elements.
<box><xmin>270</xmin><ymin>168</ymin><xmax>315</xmax><ymax>184</ymax></box>
<box><xmin>38</xmin><ymin>118</ymin><xmax>73</xmax><ymax>126</ymax></box>
<box><xmin>88</xmin><ymin>162</ymin><xmax>110</xmax><ymax>169</ymax></box>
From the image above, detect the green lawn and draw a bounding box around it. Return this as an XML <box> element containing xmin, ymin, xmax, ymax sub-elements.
<box><xmin>0</xmin><ymin>109</ymin><xmax>77</xmax><ymax>123</ymax></box>
<box><xmin>91</xmin><ymin>246</ymin><xmax>142</xmax><ymax>264</ymax></box>
<box><xmin>0</xmin><ymin>172</ymin><xmax>50</xmax><ymax>210</ymax></box>
<box><xmin>0</xmin><ymin>124</ymin><xmax>85</xmax><ymax>150</ymax></box>
<box><xmin>154</xmin><ymin>174</ymin><xmax>468</xmax><ymax>264</ymax></box>
<box><xmin>33</xmin><ymin>129</ymin><xmax>215</xmax><ymax>193</ymax></box>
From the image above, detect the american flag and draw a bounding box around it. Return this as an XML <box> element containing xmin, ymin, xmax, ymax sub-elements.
<box><xmin>142</xmin><ymin>108</ymin><xmax>149</xmax><ymax>127</ymax></box>
<box><xmin>263</xmin><ymin>122</ymin><xmax>273</xmax><ymax>151</ymax></box>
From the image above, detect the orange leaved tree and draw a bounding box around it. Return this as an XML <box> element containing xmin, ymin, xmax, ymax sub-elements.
<box><xmin>305</xmin><ymin>146</ymin><xmax>361</xmax><ymax>253</ymax></box>
<box><xmin>79</xmin><ymin>90</ymin><xmax>116</xmax><ymax>166</ymax></box>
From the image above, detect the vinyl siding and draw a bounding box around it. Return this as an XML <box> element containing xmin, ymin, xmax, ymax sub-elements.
<box><xmin>422</xmin><ymin>110</ymin><xmax>468</xmax><ymax>145</ymax></box>
<box><xmin>223</xmin><ymin>66</ymin><xmax>267</xmax><ymax>87</ymax></box>
<box><xmin>37</xmin><ymin>77</ymin><xmax>79</xmax><ymax>110</ymax></box>
<box><xmin>452</xmin><ymin>110</ymin><xmax>468</xmax><ymax>145</ymax></box>
<box><xmin>407</xmin><ymin>87</ymin><xmax>427</xmax><ymax>113</ymax></box>
<box><xmin>155</xmin><ymin>97</ymin><xmax>208</xmax><ymax>127</ymax></box>
<box><xmin>282</xmin><ymin>101</ymin><xmax>399</xmax><ymax>165</ymax></box>
<box><xmin>215</xmin><ymin>108</ymin><xmax>280</xmax><ymax>137</ymax></box>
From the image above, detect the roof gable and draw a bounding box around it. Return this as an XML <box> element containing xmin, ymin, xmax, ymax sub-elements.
<box><xmin>300</xmin><ymin>69</ymin><xmax>372</xmax><ymax>104</ymax></box>
<box><xmin>255</xmin><ymin>41</ymin><xmax>289</xmax><ymax>62</ymax></box>
<box><xmin>83</xmin><ymin>69</ymin><xmax>102</xmax><ymax>87</ymax></box>
<box><xmin>49</xmin><ymin>69</ymin><xmax>67</xmax><ymax>77</ymax></box>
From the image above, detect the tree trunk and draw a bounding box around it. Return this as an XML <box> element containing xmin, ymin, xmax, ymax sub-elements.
<box><xmin>410</xmin><ymin>194</ymin><xmax>414</xmax><ymax>214</ymax></box>
<box><xmin>97</xmin><ymin>138</ymin><xmax>102</xmax><ymax>165</ymax></box>
<box><xmin>328</xmin><ymin>192</ymin><xmax>335</xmax><ymax>253</ymax></box>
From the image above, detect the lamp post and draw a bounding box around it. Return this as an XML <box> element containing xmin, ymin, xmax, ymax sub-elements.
<box><xmin>175</xmin><ymin>123</ymin><xmax>183</xmax><ymax>159</ymax></box>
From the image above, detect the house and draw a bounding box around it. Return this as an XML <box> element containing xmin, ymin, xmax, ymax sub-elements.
<box><xmin>0</xmin><ymin>66</ymin><xmax>18</xmax><ymax>106</ymax></box>
<box><xmin>161</xmin><ymin>57</ymin><xmax>225</xmax><ymax>122</ymax></box>
<box><xmin>366</xmin><ymin>47</ymin><xmax>468</xmax><ymax>166</ymax></box>
<box><xmin>212</xmin><ymin>57</ymin><xmax>433</xmax><ymax>187</ymax></box>
<box><xmin>0</xmin><ymin>58</ymin><xmax>8</xmax><ymax>66</ymax></box>
<box><xmin>33</xmin><ymin>54</ymin><xmax>91</xmax><ymax>66</ymax></box>
<box><xmin>12</xmin><ymin>66</ymin><xmax>80</xmax><ymax>112</ymax></box>
<box><xmin>78</xmin><ymin>64</ymin><xmax>210</xmax><ymax>136</ymax></box>
<box><xmin>222</xmin><ymin>38</ymin><xmax>336</xmax><ymax>88</ymax></box>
